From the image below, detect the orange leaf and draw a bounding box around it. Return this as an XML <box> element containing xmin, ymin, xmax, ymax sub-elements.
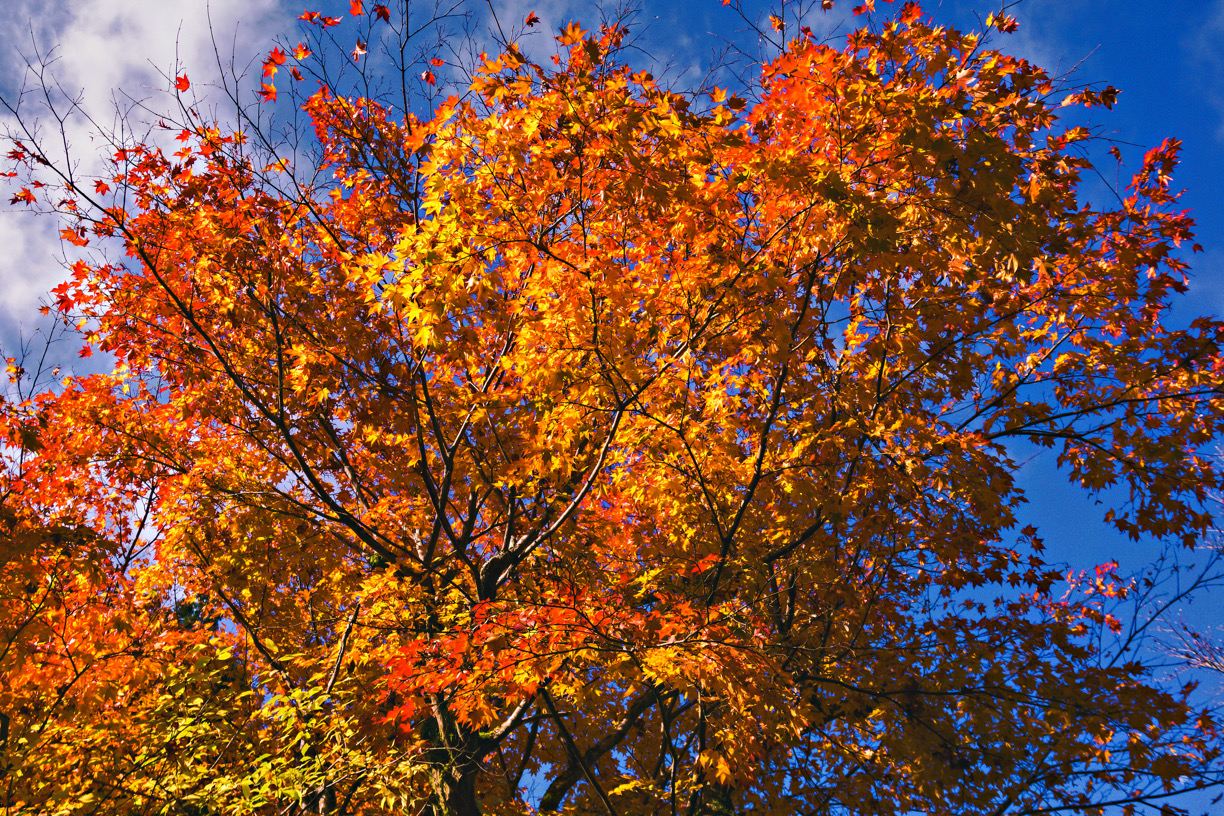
<box><xmin>263</xmin><ymin>47</ymin><xmax>287</xmax><ymax>78</ymax></box>
<box><xmin>59</xmin><ymin>227</ymin><xmax>89</xmax><ymax>247</ymax></box>
<box><xmin>557</xmin><ymin>21</ymin><xmax>586</xmax><ymax>46</ymax></box>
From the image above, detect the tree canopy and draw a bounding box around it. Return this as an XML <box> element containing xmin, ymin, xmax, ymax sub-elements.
<box><xmin>3</xmin><ymin>2</ymin><xmax>1224</xmax><ymax>814</ymax></box>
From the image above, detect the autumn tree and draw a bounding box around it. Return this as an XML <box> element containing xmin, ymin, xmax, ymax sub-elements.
<box><xmin>4</xmin><ymin>1</ymin><xmax>1224</xmax><ymax>814</ymax></box>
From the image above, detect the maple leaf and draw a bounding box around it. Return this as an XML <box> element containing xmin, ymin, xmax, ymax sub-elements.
<box><xmin>988</xmin><ymin>12</ymin><xmax>1020</xmax><ymax>33</ymax></box>
<box><xmin>350</xmin><ymin>0</ymin><xmax>364</xmax><ymax>14</ymax></box>
<box><xmin>421</xmin><ymin>70</ymin><xmax>436</xmax><ymax>85</ymax></box>
<box><xmin>259</xmin><ymin>81</ymin><xmax>278</xmax><ymax>102</ymax></box>
<box><xmin>9</xmin><ymin>187</ymin><xmax>35</xmax><ymax>205</ymax></box>
<box><xmin>372</xmin><ymin>4</ymin><xmax>390</xmax><ymax>23</ymax></box>
<box><xmin>525</xmin><ymin>11</ymin><xmax>541</xmax><ymax>26</ymax></box>
<box><xmin>292</xmin><ymin>42</ymin><xmax>311</xmax><ymax>60</ymax></box>
<box><xmin>263</xmin><ymin>47</ymin><xmax>287</xmax><ymax>78</ymax></box>
<box><xmin>59</xmin><ymin>227</ymin><xmax>89</xmax><ymax>247</ymax></box>
<box><xmin>298</xmin><ymin>11</ymin><xmax>342</xmax><ymax>27</ymax></box>
<box><xmin>558</xmin><ymin>21</ymin><xmax>587</xmax><ymax>45</ymax></box>
<box><xmin>175</xmin><ymin>75</ymin><xmax>190</xmax><ymax>92</ymax></box>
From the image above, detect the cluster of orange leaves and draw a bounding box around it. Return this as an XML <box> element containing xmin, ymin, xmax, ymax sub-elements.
<box><xmin>3</xmin><ymin>2</ymin><xmax>1224</xmax><ymax>814</ymax></box>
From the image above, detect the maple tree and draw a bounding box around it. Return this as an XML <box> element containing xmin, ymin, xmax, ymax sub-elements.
<box><xmin>4</xmin><ymin>1</ymin><xmax>1224</xmax><ymax>814</ymax></box>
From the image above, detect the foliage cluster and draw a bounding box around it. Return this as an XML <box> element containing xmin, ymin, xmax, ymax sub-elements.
<box><xmin>3</xmin><ymin>2</ymin><xmax>1224</xmax><ymax>814</ymax></box>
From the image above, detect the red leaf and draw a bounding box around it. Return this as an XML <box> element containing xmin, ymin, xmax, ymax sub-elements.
<box><xmin>350</xmin><ymin>0</ymin><xmax>364</xmax><ymax>14</ymax></box>
<box><xmin>93</xmin><ymin>180</ymin><xmax>111</xmax><ymax>195</ymax></box>
<box><xmin>373</xmin><ymin>4</ymin><xmax>390</xmax><ymax>23</ymax></box>
<box><xmin>352</xmin><ymin>41</ymin><xmax>367</xmax><ymax>61</ymax></box>
<box><xmin>263</xmin><ymin>47</ymin><xmax>287</xmax><ymax>78</ymax></box>
<box><xmin>293</xmin><ymin>43</ymin><xmax>311</xmax><ymax>60</ymax></box>
<box><xmin>300</xmin><ymin>12</ymin><xmax>342</xmax><ymax>28</ymax></box>
<box><xmin>421</xmin><ymin>71</ymin><xmax>436</xmax><ymax>86</ymax></box>
<box><xmin>259</xmin><ymin>82</ymin><xmax>278</xmax><ymax>103</ymax></box>
<box><xmin>430</xmin><ymin>58</ymin><xmax>444</xmax><ymax>67</ymax></box>
<box><xmin>10</xmin><ymin>187</ymin><xmax>35</xmax><ymax>206</ymax></box>
<box><xmin>175</xmin><ymin>75</ymin><xmax>190</xmax><ymax>92</ymax></box>
<box><xmin>525</xmin><ymin>11</ymin><xmax>540</xmax><ymax>26</ymax></box>
<box><xmin>52</xmin><ymin>282</ymin><xmax>74</xmax><ymax>312</ymax></box>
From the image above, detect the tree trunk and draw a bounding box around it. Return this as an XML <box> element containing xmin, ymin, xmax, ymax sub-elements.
<box><xmin>430</xmin><ymin>765</ymin><xmax>481</xmax><ymax>816</ymax></box>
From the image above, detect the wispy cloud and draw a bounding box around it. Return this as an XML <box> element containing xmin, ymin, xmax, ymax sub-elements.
<box><xmin>1185</xmin><ymin>0</ymin><xmax>1224</xmax><ymax>139</ymax></box>
<box><xmin>0</xmin><ymin>0</ymin><xmax>287</xmax><ymax>332</ymax></box>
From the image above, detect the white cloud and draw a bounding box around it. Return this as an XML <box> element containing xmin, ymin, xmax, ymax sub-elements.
<box><xmin>0</xmin><ymin>0</ymin><xmax>287</xmax><ymax>330</ymax></box>
<box><xmin>1185</xmin><ymin>0</ymin><xmax>1224</xmax><ymax>139</ymax></box>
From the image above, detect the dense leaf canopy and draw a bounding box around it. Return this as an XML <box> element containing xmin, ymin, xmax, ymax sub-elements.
<box><xmin>3</xmin><ymin>3</ymin><xmax>1224</xmax><ymax>815</ymax></box>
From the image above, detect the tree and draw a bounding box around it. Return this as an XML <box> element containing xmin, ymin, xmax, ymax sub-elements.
<box><xmin>4</xmin><ymin>2</ymin><xmax>1224</xmax><ymax>814</ymax></box>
